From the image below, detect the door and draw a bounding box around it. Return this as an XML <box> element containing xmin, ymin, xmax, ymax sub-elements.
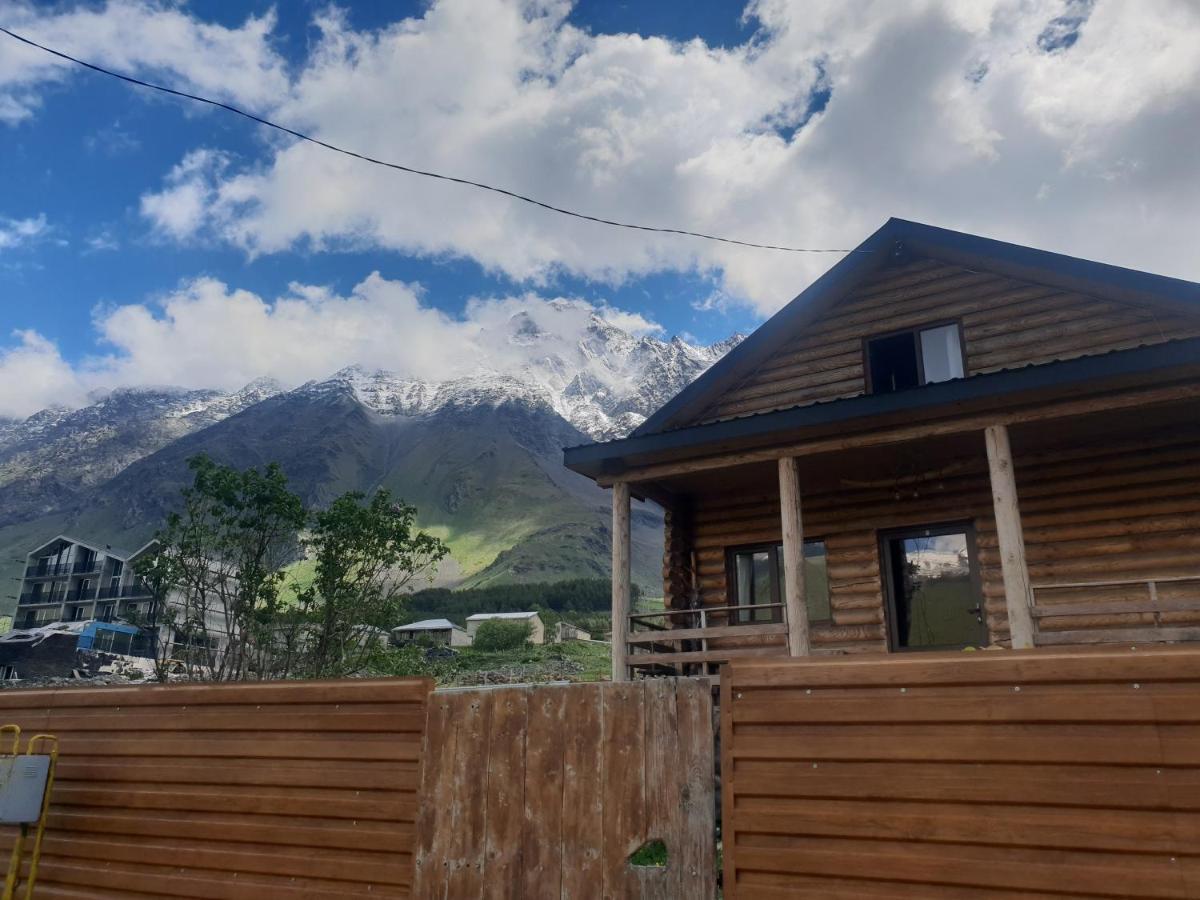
<box><xmin>881</xmin><ymin>522</ymin><xmax>986</xmax><ymax>651</ymax></box>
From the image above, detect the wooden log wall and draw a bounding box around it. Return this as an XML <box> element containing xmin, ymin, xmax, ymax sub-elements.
<box><xmin>721</xmin><ymin>647</ymin><xmax>1200</xmax><ymax>898</ymax></box>
<box><xmin>697</xmin><ymin>258</ymin><xmax>1200</xmax><ymax>423</ymax></box>
<box><xmin>997</xmin><ymin>427</ymin><xmax>1200</xmax><ymax>637</ymax></box>
<box><xmin>0</xmin><ymin>678</ymin><xmax>432</xmax><ymax>899</ymax></box>
<box><xmin>412</xmin><ymin>680</ymin><xmax>716</xmax><ymax>900</ymax></box>
<box><xmin>674</xmin><ymin>424</ymin><xmax>1200</xmax><ymax>653</ymax></box>
<box><xmin>687</xmin><ymin>462</ymin><xmax>1002</xmax><ymax>654</ymax></box>
<box><xmin>662</xmin><ymin>504</ymin><xmax>694</xmax><ymax>612</ymax></box>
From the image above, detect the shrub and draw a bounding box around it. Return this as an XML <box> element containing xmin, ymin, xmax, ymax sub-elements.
<box><xmin>472</xmin><ymin>619</ymin><xmax>532</xmax><ymax>652</ymax></box>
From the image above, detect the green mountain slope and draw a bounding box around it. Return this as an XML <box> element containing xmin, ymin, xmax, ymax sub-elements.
<box><xmin>0</xmin><ymin>382</ymin><xmax>663</xmax><ymax>615</ymax></box>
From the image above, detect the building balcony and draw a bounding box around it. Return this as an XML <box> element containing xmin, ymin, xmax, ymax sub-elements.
<box><xmin>22</xmin><ymin>561</ymin><xmax>102</xmax><ymax>578</ymax></box>
<box><xmin>24</xmin><ymin>563</ymin><xmax>72</xmax><ymax>578</ymax></box>
<box><xmin>16</xmin><ymin>593</ymin><xmax>68</xmax><ymax>606</ymax></box>
<box><xmin>95</xmin><ymin>585</ymin><xmax>152</xmax><ymax>601</ymax></box>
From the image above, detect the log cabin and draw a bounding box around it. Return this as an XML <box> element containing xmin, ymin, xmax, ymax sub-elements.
<box><xmin>563</xmin><ymin>219</ymin><xmax>1200</xmax><ymax>681</ymax></box>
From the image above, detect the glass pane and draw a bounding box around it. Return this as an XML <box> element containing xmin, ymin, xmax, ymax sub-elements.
<box><xmin>919</xmin><ymin>324</ymin><xmax>964</xmax><ymax>383</ymax></box>
<box><xmin>890</xmin><ymin>531</ymin><xmax>980</xmax><ymax>649</ymax></box>
<box><xmin>868</xmin><ymin>332</ymin><xmax>919</xmax><ymax>393</ymax></box>
<box><xmin>751</xmin><ymin>551</ymin><xmax>773</xmax><ymax>622</ymax></box>
<box><xmin>771</xmin><ymin>542</ymin><xmax>830</xmax><ymax>624</ymax></box>
<box><xmin>803</xmin><ymin>541</ymin><xmax>831</xmax><ymax>622</ymax></box>
<box><xmin>735</xmin><ymin>550</ymin><xmax>776</xmax><ymax>623</ymax></box>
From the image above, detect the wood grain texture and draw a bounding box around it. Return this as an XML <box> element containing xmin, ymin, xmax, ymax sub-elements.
<box><xmin>721</xmin><ymin>647</ymin><xmax>1200</xmax><ymax>899</ymax></box>
<box><xmin>612</xmin><ymin>481</ymin><xmax>632</xmax><ymax>682</ymax></box>
<box><xmin>0</xmin><ymin>677</ymin><xmax>433</xmax><ymax>898</ymax></box>
<box><xmin>412</xmin><ymin>680</ymin><xmax>715</xmax><ymax>900</ymax></box>
<box><xmin>670</xmin><ymin>425</ymin><xmax>1200</xmax><ymax>658</ymax></box>
<box><xmin>985</xmin><ymin>423</ymin><xmax>1035</xmax><ymax>648</ymax></box>
<box><xmin>693</xmin><ymin>258</ymin><xmax>1200</xmax><ymax>424</ymax></box>
<box><xmin>778</xmin><ymin>457</ymin><xmax>810</xmax><ymax>656</ymax></box>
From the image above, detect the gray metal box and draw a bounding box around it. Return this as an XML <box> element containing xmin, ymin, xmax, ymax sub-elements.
<box><xmin>0</xmin><ymin>756</ymin><xmax>51</xmax><ymax>824</ymax></box>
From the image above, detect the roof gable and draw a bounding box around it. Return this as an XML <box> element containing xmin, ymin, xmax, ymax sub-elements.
<box><xmin>635</xmin><ymin>218</ymin><xmax>1200</xmax><ymax>436</ymax></box>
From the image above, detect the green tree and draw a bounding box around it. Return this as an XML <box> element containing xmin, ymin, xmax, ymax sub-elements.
<box><xmin>471</xmin><ymin>619</ymin><xmax>532</xmax><ymax>652</ymax></box>
<box><xmin>292</xmin><ymin>489</ymin><xmax>449</xmax><ymax>678</ymax></box>
<box><xmin>141</xmin><ymin>454</ymin><xmax>306</xmax><ymax>681</ymax></box>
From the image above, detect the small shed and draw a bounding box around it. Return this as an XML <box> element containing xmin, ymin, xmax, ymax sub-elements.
<box><xmin>553</xmin><ymin>621</ymin><xmax>592</xmax><ymax>643</ymax></box>
<box><xmin>391</xmin><ymin>618</ymin><xmax>472</xmax><ymax>647</ymax></box>
<box><xmin>465</xmin><ymin>612</ymin><xmax>545</xmax><ymax>645</ymax></box>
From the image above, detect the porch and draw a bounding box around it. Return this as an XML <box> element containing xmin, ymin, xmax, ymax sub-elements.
<box><xmin>606</xmin><ymin>394</ymin><xmax>1200</xmax><ymax>680</ymax></box>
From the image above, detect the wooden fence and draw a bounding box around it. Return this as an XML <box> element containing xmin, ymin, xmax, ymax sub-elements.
<box><xmin>413</xmin><ymin>679</ymin><xmax>715</xmax><ymax>899</ymax></box>
<box><xmin>0</xmin><ymin>677</ymin><xmax>432</xmax><ymax>899</ymax></box>
<box><xmin>721</xmin><ymin>647</ymin><xmax>1200</xmax><ymax>898</ymax></box>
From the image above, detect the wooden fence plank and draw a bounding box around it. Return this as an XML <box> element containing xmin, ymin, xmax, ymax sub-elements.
<box><xmin>722</xmin><ymin>647</ymin><xmax>1200</xmax><ymax>899</ymax></box>
<box><xmin>559</xmin><ymin>685</ymin><xmax>605</xmax><ymax>900</ymax></box>
<box><xmin>522</xmin><ymin>686</ymin><xmax>568</xmax><ymax>898</ymax></box>
<box><xmin>446</xmin><ymin>692</ymin><xmax>491</xmax><ymax>899</ymax></box>
<box><xmin>638</xmin><ymin>679</ymin><xmax>678</xmax><ymax>900</ymax></box>
<box><xmin>0</xmin><ymin>678</ymin><xmax>431</xmax><ymax>898</ymax></box>
<box><xmin>601</xmin><ymin>681</ymin><xmax>646</xmax><ymax>899</ymax></box>
<box><xmin>482</xmin><ymin>689</ymin><xmax>527</xmax><ymax>900</ymax></box>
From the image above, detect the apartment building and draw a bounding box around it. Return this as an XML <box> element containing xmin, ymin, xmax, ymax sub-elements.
<box><xmin>16</xmin><ymin>535</ymin><xmax>158</xmax><ymax>629</ymax></box>
<box><xmin>13</xmin><ymin>535</ymin><xmax>229</xmax><ymax>660</ymax></box>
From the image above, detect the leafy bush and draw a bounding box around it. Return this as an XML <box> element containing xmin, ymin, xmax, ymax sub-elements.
<box><xmin>471</xmin><ymin>619</ymin><xmax>532</xmax><ymax>651</ymax></box>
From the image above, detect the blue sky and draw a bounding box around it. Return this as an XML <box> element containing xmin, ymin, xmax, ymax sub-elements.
<box><xmin>1</xmin><ymin>0</ymin><xmax>1197</xmax><ymax>417</ymax></box>
<box><xmin>1</xmin><ymin>1</ymin><xmax>764</xmax><ymax>369</ymax></box>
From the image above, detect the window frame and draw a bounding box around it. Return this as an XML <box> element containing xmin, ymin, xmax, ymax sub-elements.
<box><xmin>863</xmin><ymin>319</ymin><xmax>967</xmax><ymax>395</ymax></box>
<box><xmin>878</xmin><ymin>519</ymin><xmax>986</xmax><ymax>653</ymax></box>
<box><xmin>725</xmin><ymin>539</ymin><xmax>833</xmax><ymax>627</ymax></box>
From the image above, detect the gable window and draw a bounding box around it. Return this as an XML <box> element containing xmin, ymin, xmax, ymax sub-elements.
<box><xmin>728</xmin><ymin>541</ymin><xmax>832</xmax><ymax>625</ymax></box>
<box><xmin>866</xmin><ymin>322</ymin><xmax>964</xmax><ymax>394</ymax></box>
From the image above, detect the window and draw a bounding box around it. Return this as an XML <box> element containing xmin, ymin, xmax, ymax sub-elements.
<box><xmin>728</xmin><ymin>541</ymin><xmax>832</xmax><ymax>625</ymax></box>
<box><xmin>866</xmin><ymin>322</ymin><xmax>964</xmax><ymax>394</ymax></box>
<box><xmin>881</xmin><ymin>523</ymin><xmax>985</xmax><ymax>651</ymax></box>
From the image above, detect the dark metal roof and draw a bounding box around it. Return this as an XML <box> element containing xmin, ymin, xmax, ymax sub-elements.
<box><xmin>563</xmin><ymin>337</ymin><xmax>1200</xmax><ymax>480</ymax></box>
<box><xmin>631</xmin><ymin>218</ymin><xmax>1200</xmax><ymax>438</ymax></box>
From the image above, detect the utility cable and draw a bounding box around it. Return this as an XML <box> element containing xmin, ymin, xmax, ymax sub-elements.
<box><xmin>0</xmin><ymin>25</ymin><xmax>858</xmax><ymax>254</ymax></box>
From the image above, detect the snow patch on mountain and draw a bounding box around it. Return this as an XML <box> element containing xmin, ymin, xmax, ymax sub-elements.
<box><xmin>296</xmin><ymin>313</ymin><xmax>740</xmax><ymax>440</ymax></box>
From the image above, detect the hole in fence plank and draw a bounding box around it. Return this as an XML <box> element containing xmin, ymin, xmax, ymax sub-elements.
<box><xmin>628</xmin><ymin>839</ymin><xmax>668</xmax><ymax>868</ymax></box>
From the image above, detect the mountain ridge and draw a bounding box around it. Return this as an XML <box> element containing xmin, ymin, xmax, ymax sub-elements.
<box><xmin>0</xmin><ymin>314</ymin><xmax>741</xmax><ymax>610</ymax></box>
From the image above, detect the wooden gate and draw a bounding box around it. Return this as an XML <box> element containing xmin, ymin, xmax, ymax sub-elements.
<box><xmin>413</xmin><ymin>678</ymin><xmax>715</xmax><ymax>899</ymax></box>
<box><xmin>721</xmin><ymin>647</ymin><xmax>1200</xmax><ymax>898</ymax></box>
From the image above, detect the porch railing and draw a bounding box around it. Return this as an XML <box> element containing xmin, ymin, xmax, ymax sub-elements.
<box><xmin>625</xmin><ymin>602</ymin><xmax>790</xmax><ymax>676</ymax></box>
<box><xmin>1032</xmin><ymin>575</ymin><xmax>1200</xmax><ymax>645</ymax></box>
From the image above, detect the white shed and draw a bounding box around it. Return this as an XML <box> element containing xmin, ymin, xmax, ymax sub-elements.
<box><xmin>465</xmin><ymin>611</ymin><xmax>545</xmax><ymax>645</ymax></box>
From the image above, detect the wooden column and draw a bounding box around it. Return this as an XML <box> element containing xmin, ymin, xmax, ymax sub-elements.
<box><xmin>984</xmin><ymin>424</ymin><xmax>1035</xmax><ymax>649</ymax></box>
<box><xmin>778</xmin><ymin>457</ymin><xmax>811</xmax><ymax>656</ymax></box>
<box><xmin>611</xmin><ymin>480</ymin><xmax>632</xmax><ymax>681</ymax></box>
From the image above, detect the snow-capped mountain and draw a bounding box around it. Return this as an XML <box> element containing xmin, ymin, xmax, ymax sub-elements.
<box><xmin>0</xmin><ymin>313</ymin><xmax>739</xmax><ymax>597</ymax></box>
<box><xmin>294</xmin><ymin>312</ymin><xmax>740</xmax><ymax>440</ymax></box>
<box><xmin>0</xmin><ymin>379</ymin><xmax>282</xmax><ymax>526</ymax></box>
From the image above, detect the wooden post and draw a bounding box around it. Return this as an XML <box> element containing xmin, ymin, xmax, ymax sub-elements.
<box><xmin>611</xmin><ymin>481</ymin><xmax>631</xmax><ymax>682</ymax></box>
<box><xmin>984</xmin><ymin>424</ymin><xmax>1035</xmax><ymax>649</ymax></box>
<box><xmin>778</xmin><ymin>457</ymin><xmax>811</xmax><ymax>656</ymax></box>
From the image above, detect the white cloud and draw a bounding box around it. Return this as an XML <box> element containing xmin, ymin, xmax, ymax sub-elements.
<box><xmin>140</xmin><ymin>149</ymin><xmax>229</xmax><ymax>241</ymax></box>
<box><xmin>0</xmin><ymin>214</ymin><xmax>48</xmax><ymax>250</ymax></box>
<box><xmin>0</xmin><ymin>330</ymin><xmax>88</xmax><ymax>418</ymax></box>
<box><xmin>0</xmin><ymin>274</ymin><xmax>669</xmax><ymax>418</ymax></box>
<box><xmin>6</xmin><ymin>0</ymin><xmax>1200</xmax><ymax>317</ymax></box>
<box><xmin>0</xmin><ymin>0</ymin><xmax>287</xmax><ymax>124</ymax></box>
<box><xmin>595</xmin><ymin>307</ymin><xmax>663</xmax><ymax>336</ymax></box>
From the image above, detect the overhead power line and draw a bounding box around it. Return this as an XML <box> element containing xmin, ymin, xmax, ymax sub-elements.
<box><xmin>1</xmin><ymin>25</ymin><xmax>856</xmax><ymax>255</ymax></box>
